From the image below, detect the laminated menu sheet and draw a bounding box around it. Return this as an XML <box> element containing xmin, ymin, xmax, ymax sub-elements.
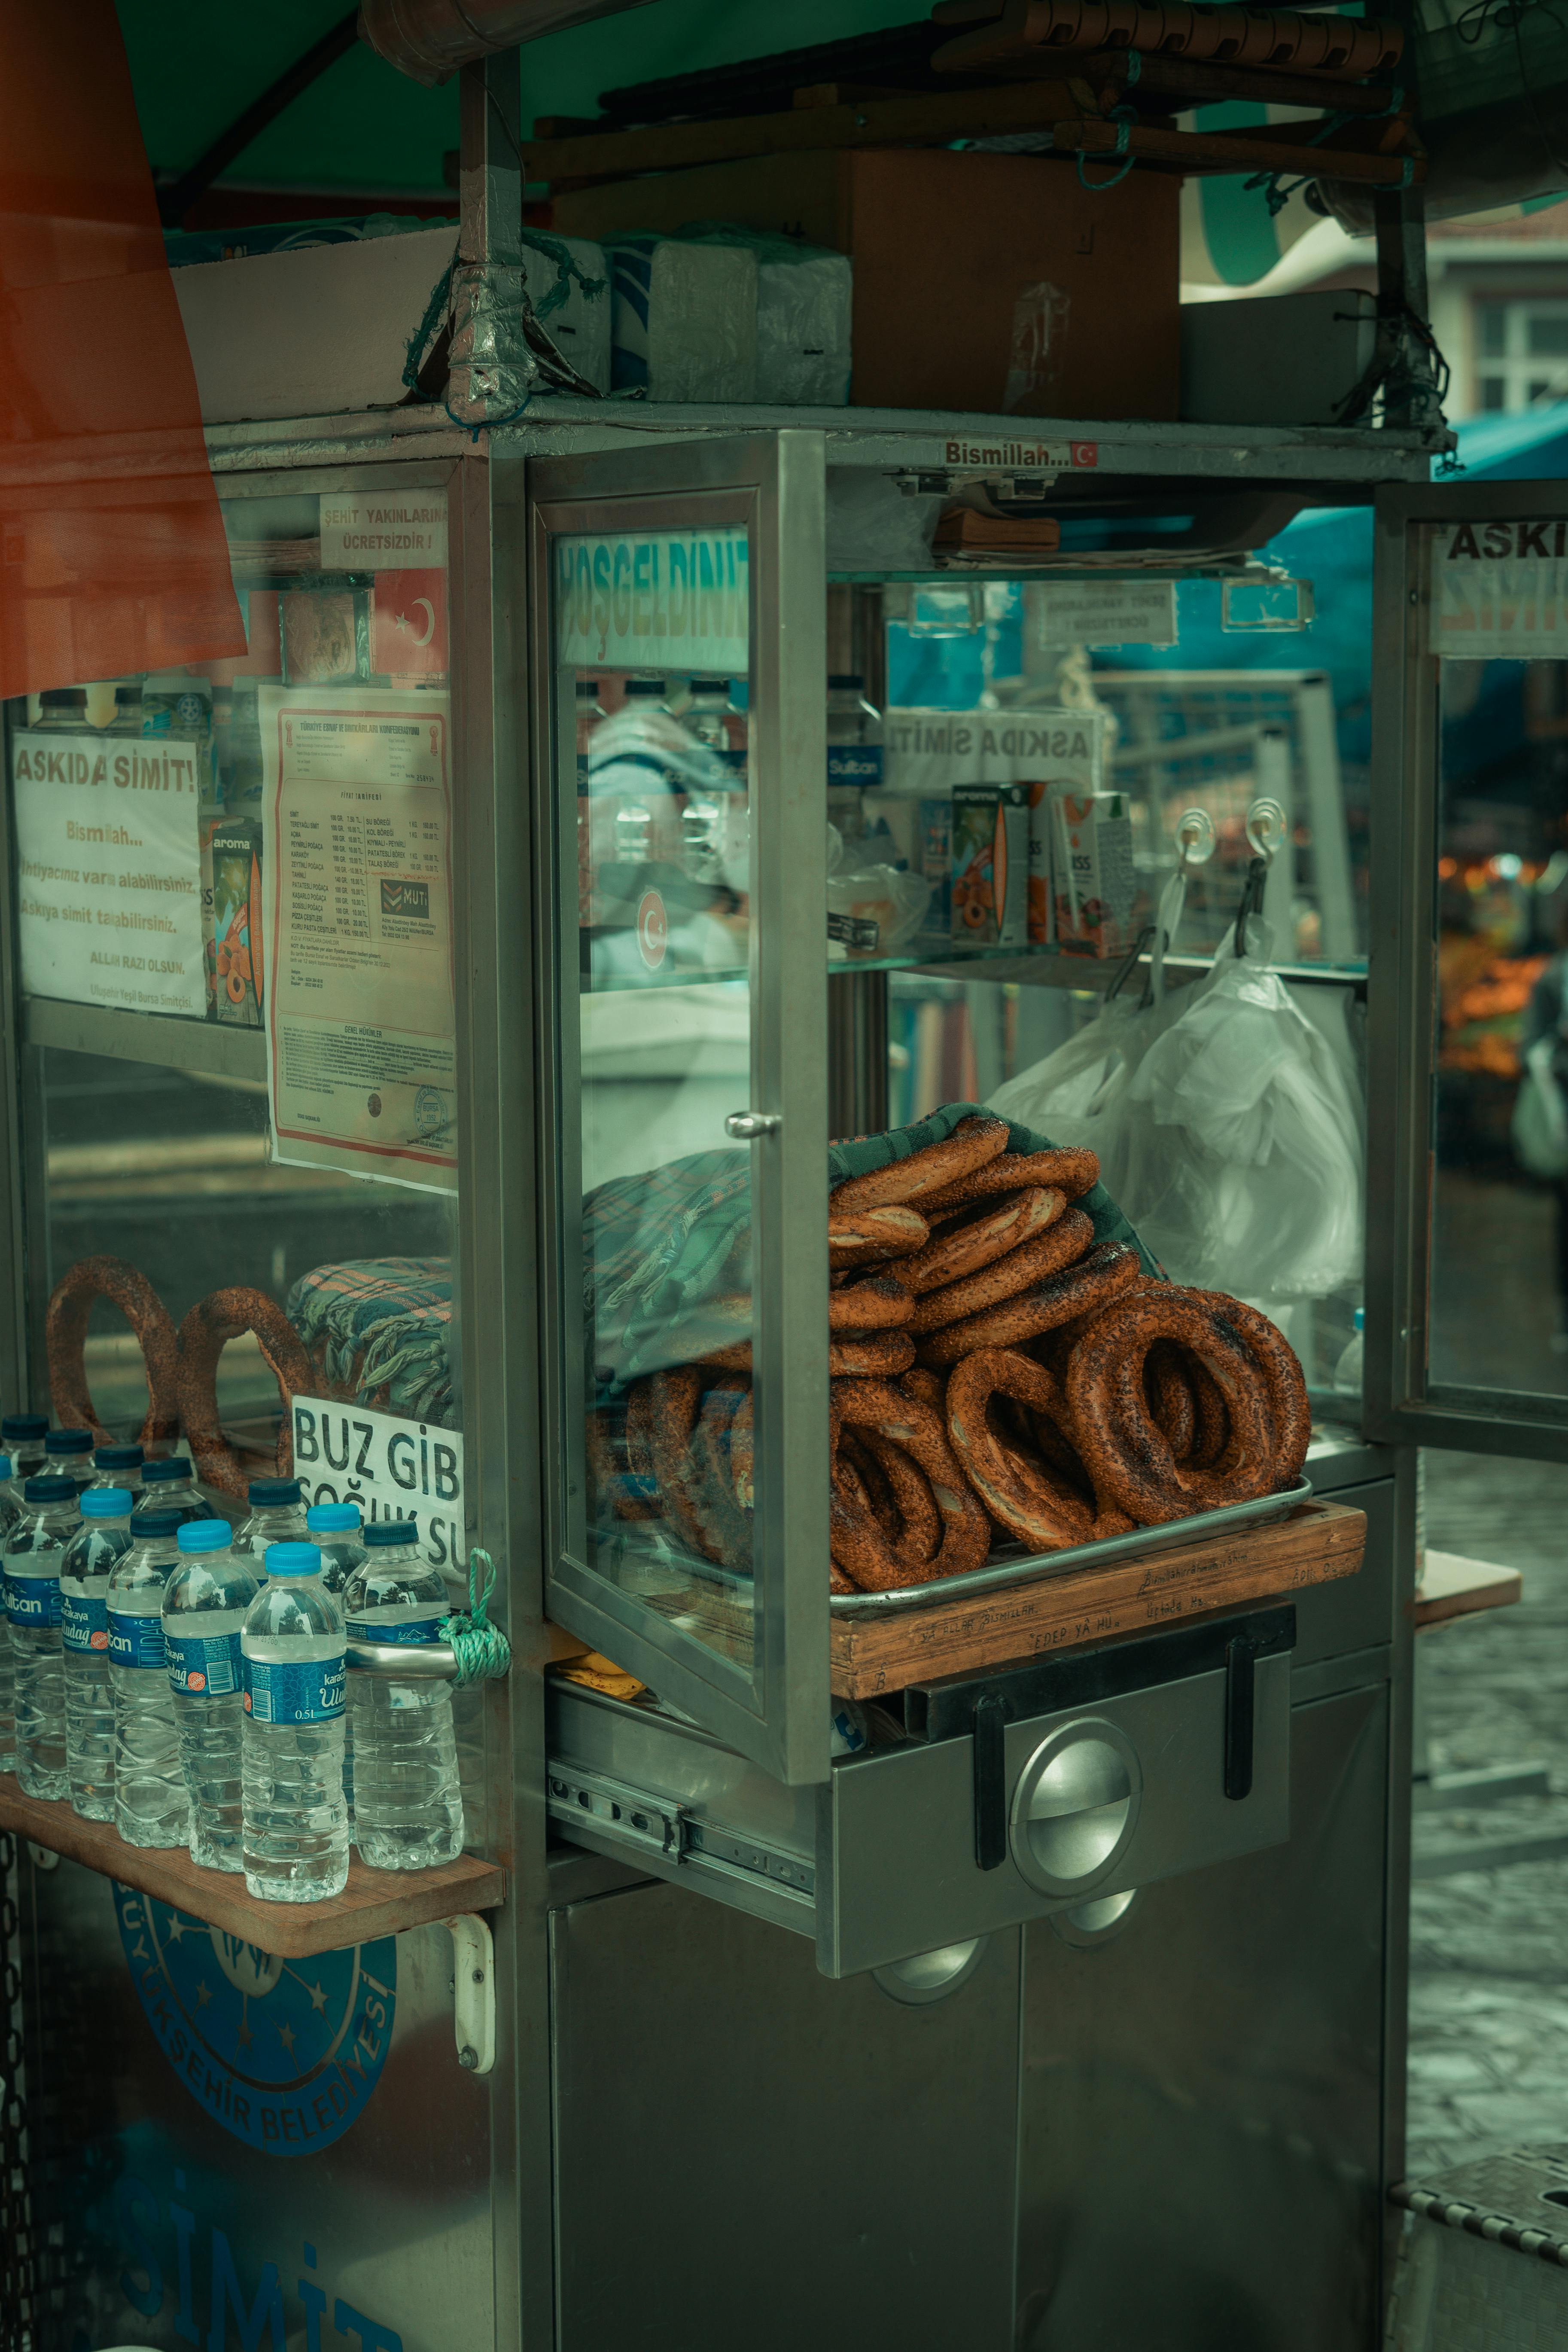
<box><xmin>260</xmin><ymin>685</ymin><xmax>456</xmax><ymax>1193</ymax></box>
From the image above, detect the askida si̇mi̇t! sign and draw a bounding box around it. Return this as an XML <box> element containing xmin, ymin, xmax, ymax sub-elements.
<box><xmin>554</xmin><ymin>529</ymin><xmax>749</xmax><ymax>672</ymax></box>
<box><xmin>10</xmin><ymin>733</ymin><xmax>206</xmax><ymax>1017</ymax></box>
<box><xmin>1431</xmin><ymin>518</ymin><xmax>1568</xmax><ymax>659</ymax></box>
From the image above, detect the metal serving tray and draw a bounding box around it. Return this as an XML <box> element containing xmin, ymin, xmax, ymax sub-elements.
<box><xmin>827</xmin><ymin>1478</ymin><xmax>1314</xmax><ymax>1618</ymax></box>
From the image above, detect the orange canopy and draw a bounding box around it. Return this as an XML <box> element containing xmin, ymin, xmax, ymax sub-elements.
<box><xmin>0</xmin><ymin>0</ymin><xmax>245</xmax><ymax>700</ymax></box>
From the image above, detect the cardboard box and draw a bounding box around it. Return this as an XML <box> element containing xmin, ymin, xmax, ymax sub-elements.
<box><xmin>1050</xmin><ymin>787</ymin><xmax>1138</xmax><ymax>958</ymax></box>
<box><xmin>1023</xmin><ymin>706</ymin><xmax>1108</xmax><ymax>943</ymax></box>
<box><xmin>555</xmin><ymin>149</ymin><xmax>1178</xmax><ymax>420</ymax></box>
<box><xmin>204</xmin><ymin>818</ymin><xmax>263</xmax><ymax>1027</ymax></box>
<box><xmin>952</xmin><ymin>783</ymin><xmax>1031</xmax><ymax>948</ymax></box>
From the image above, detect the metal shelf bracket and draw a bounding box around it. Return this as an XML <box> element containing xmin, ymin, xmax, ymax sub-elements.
<box><xmin>446</xmin><ymin>1911</ymin><xmax>495</xmax><ymax>2076</ymax></box>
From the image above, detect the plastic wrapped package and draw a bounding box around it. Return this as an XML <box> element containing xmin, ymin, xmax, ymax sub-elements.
<box><xmin>523</xmin><ymin>232</ymin><xmax>611</xmax><ymax>394</ymax></box>
<box><xmin>827</xmin><ymin>865</ymin><xmax>930</xmax><ymax>959</ymax></box>
<box><xmin>1114</xmin><ymin>943</ymin><xmax>1364</xmax><ymax>1303</ymax></box>
<box><xmin>826</xmin><ymin>471</ymin><xmax>945</xmax><ymax>573</ymax></box>
<box><xmin>603</xmin><ymin>237</ymin><xmax>758</xmax><ymax>402</ymax></box>
<box><xmin>677</xmin><ymin>225</ymin><xmax>852</xmax><ymax>404</ymax></box>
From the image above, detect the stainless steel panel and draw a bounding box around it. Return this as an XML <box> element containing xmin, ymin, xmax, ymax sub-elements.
<box><xmin>550</xmin><ymin>1653</ymin><xmax>1292</xmax><ymax>1978</ymax></box>
<box><xmin>22</xmin><ymin>1854</ymin><xmax>494</xmax><ymax>2352</ymax></box>
<box><xmin>1291</xmin><ymin>1475</ymin><xmax>1395</xmax><ymax>1672</ymax></box>
<box><xmin>550</xmin><ymin>1877</ymin><xmax>1020</xmax><ymax>2352</ymax></box>
<box><xmin>1015</xmin><ymin>1685</ymin><xmax>1390</xmax><ymax>2351</ymax></box>
<box><xmin>824</xmin><ymin>1655</ymin><xmax>1291</xmax><ymax>1976</ymax></box>
<box><xmin>18</xmin><ymin>995</ymin><xmax>268</xmax><ymax>1080</ymax></box>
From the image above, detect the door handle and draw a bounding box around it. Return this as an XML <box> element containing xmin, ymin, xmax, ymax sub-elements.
<box><xmin>725</xmin><ymin>1111</ymin><xmax>781</xmax><ymax>1140</ymax></box>
<box><xmin>1224</xmin><ymin>1635</ymin><xmax>1261</xmax><ymax>1801</ymax></box>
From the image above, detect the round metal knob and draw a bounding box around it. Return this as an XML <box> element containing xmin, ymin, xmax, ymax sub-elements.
<box><xmin>725</xmin><ymin>1111</ymin><xmax>781</xmax><ymax>1141</ymax></box>
<box><xmin>1009</xmin><ymin>1718</ymin><xmax>1142</xmax><ymax>1899</ymax></box>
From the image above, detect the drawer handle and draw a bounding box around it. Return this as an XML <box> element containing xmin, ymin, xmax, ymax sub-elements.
<box><xmin>973</xmin><ymin>1694</ymin><xmax>1009</xmax><ymax>1872</ymax></box>
<box><xmin>725</xmin><ymin>1111</ymin><xmax>780</xmax><ymax>1141</ymax></box>
<box><xmin>1224</xmin><ymin>1635</ymin><xmax>1261</xmax><ymax>1802</ymax></box>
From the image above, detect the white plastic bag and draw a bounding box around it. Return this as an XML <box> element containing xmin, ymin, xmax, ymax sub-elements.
<box><xmin>988</xmin><ymin>983</ymin><xmax>1183</xmax><ymax>1199</ymax></box>
<box><xmin>1513</xmin><ymin>1036</ymin><xmax>1568</xmax><ymax>1179</ymax></box>
<box><xmin>1112</xmin><ymin>940</ymin><xmax>1364</xmax><ymax>1301</ymax></box>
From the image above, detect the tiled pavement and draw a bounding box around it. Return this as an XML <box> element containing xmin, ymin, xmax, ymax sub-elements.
<box><xmin>1408</xmin><ymin>1449</ymin><xmax>1568</xmax><ymax>2175</ymax></box>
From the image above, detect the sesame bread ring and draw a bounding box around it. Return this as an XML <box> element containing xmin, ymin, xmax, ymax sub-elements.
<box><xmin>1144</xmin><ymin>1340</ymin><xmax>1198</xmax><ymax>1463</ymax></box>
<box><xmin>47</xmin><ymin>1254</ymin><xmax>180</xmax><ymax>1447</ymax></box>
<box><xmin>1066</xmin><ymin>1287</ymin><xmax>1306</xmax><ymax>1525</ymax></box>
<box><xmin>916</xmin><ymin>1145</ymin><xmax>1100</xmax><ymax>1216</ymax></box>
<box><xmin>828</xmin><ymin>1205</ymin><xmax>930</xmax><ymax>1270</ymax></box>
<box><xmin>648</xmin><ymin>1365</ymin><xmax>722</xmax><ymax>1563</ymax></box>
<box><xmin>896</xmin><ymin>1186</ymin><xmax>1066</xmax><ymax>1295</ymax></box>
<box><xmin>828</xmin><ymin>1377</ymin><xmax>991</xmax><ymax>1590</ymax></box>
<box><xmin>828</xmin><ymin>1273</ymin><xmax>916</xmax><ymax>1331</ymax></box>
<box><xmin>916</xmin><ymin>1233</ymin><xmax>1135</xmax><ymax>1368</ymax></box>
<box><xmin>828</xmin><ymin>1114</ymin><xmax>1009</xmax><ymax>1217</ymax></box>
<box><xmin>829</xmin><ymin>1330</ymin><xmax>917</xmax><ymax>1379</ymax></box>
<box><xmin>945</xmin><ymin>1348</ymin><xmax>1096</xmax><ymax>1552</ymax></box>
<box><xmin>176</xmin><ymin>1288</ymin><xmax>316</xmax><ymax>1499</ymax></box>
<box><xmin>910</xmin><ymin>1207</ymin><xmax>1098</xmax><ymax>1336</ymax></box>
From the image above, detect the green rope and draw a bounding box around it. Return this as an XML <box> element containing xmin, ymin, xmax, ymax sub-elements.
<box><xmin>441</xmin><ymin>1546</ymin><xmax>512</xmax><ymax>1686</ymax></box>
<box><xmin>520</xmin><ymin>227</ymin><xmax>606</xmax><ymax>321</ymax></box>
<box><xmin>403</xmin><ymin>244</ymin><xmax>460</xmax><ymax>395</ymax></box>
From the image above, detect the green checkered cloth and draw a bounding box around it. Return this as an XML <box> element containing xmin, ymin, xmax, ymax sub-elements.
<box><xmin>286</xmin><ymin>1257</ymin><xmax>455</xmax><ymax>1427</ymax></box>
<box><xmin>583</xmin><ymin>1101</ymin><xmax>1159</xmax><ymax>1390</ymax></box>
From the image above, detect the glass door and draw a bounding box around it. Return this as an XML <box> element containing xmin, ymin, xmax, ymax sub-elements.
<box><xmin>533</xmin><ymin>436</ymin><xmax>829</xmax><ymax>1784</ymax></box>
<box><xmin>1368</xmin><ymin>483</ymin><xmax>1568</xmax><ymax>1456</ymax></box>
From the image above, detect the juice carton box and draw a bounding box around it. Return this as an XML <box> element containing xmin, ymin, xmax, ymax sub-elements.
<box><xmin>207</xmin><ymin>819</ymin><xmax>263</xmax><ymax>1025</ymax></box>
<box><xmin>1022</xmin><ymin>707</ymin><xmax>1109</xmax><ymax>944</ymax></box>
<box><xmin>951</xmin><ymin>783</ymin><xmax>1030</xmax><ymax>949</ymax></box>
<box><xmin>1049</xmin><ymin>787</ymin><xmax>1138</xmax><ymax>957</ymax></box>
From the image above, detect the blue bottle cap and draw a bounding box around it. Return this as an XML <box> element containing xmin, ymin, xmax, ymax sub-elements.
<box><xmin>362</xmin><ymin>1520</ymin><xmax>418</xmax><ymax>1548</ymax></box>
<box><xmin>306</xmin><ymin>1503</ymin><xmax>361</xmax><ymax>1533</ymax></box>
<box><xmin>249</xmin><ymin>1478</ymin><xmax>301</xmax><ymax>1507</ymax></box>
<box><xmin>265</xmin><ymin>1542</ymin><xmax>322</xmax><ymax>1578</ymax></box>
<box><xmin>1</xmin><ymin>1415</ymin><xmax>47</xmax><ymax>1442</ymax></box>
<box><xmin>94</xmin><ymin>1444</ymin><xmax>144</xmax><ymax>1468</ymax></box>
<box><xmin>177</xmin><ymin>1517</ymin><xmax>232</xmax><ymax>1554</ymax></box>
<box><xmin>23</xmin><ymin>1475</ymin><xmax>78</xmax><ymax>1504</ymax></box>
<box><xmin>82</xmin><ymin>1488</ymin><xmax>134</xmax><ymax>1519</ymax></box>
<box><xmin>129</xmin><ymin>1508</ymin><xmax>186</xmax><ymax>1539</ymax></box>
<box><xmin>142</xmin><ymin>1457</ymin><xmax>193</xmax><ymax>1483</ymax></box>
<box><xmin>45</xmin><ymin>1428</ymin><xmax>94</xmax><ymax>1456</ymax></box>
<box><xmin>0</xmin><ymin>1456</ymin><xmax>10</xmax><ymax>1481</ymax></box>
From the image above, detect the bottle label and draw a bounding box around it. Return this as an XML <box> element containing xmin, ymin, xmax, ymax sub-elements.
<box><xmin>107</xmin><ymin>1609</ymin><xmax>168</xmax><ymax>1670</ymax></box>
<box><xmin>828</xmin><ymin>745</ymin><xmax>883</xmax><ymax>789</ymax></box>
<box><xmin>245</xmin><ymin>1654</ymin><xmax>345</xmax><ymax>1726</ymax></box>
<box><xmin>4</xmin><ymin>1569</ymin><xmax>61</xmax><ymax>1628</ymax></box>
<box><xmin>61</xmin><ymin>1593</ymin><xmax>110</xmax><ymax>1654</ymax></box>
<box><xmin>346</xmin><ymin>1615</ymin><xmax>443</xmax><ymax>1647</ymax></box>
<box><xmin>166</xmin><ymin>1629</ymin><xmax>242</xmax><ymax>1698</ymax></box>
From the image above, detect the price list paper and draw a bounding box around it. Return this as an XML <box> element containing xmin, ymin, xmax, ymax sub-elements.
<box><xmin>260</xmin><ymin>687</ymin><xmax>456</xmax><ymax>1192</ymax></box>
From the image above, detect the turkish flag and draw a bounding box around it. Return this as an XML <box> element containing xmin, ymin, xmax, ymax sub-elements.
<box><xmin>0</xmin><ymin>1</ymin><xmax>245</xmax><ymax>698</ymax></box>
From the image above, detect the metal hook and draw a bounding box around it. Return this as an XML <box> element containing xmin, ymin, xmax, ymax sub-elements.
<box><xmin>1245</xmin><ymin>796</ymin><xmax>1287</xmax><ymax>864</ymax></box>
<box><xmin>1148</xmin><ymin>809</ymin><xmax>1215</xmax><ymax>1004</ymax></box>
<box><xmin>1173</xmin><ymin>806</ymin><xmax>1216</xmax><ymax>868</ymax></box>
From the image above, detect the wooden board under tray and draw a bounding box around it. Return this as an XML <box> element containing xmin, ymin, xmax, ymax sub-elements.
<box><xmin>830</xmin><ymin>1498</ymin><xmax>1366</xmax><ymax>1699</ymax></box>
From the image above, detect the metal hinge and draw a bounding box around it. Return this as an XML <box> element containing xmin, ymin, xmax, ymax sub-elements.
<box><xmin>547</xmin><ymin>1763</ymin><xmax>814</xmax><ymax>1897</ymax></box>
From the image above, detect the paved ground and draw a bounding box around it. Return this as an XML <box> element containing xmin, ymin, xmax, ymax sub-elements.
<box><xmin>1408</xmin><ymin>1448</ymin><xmax>1568</xmax><ymax>2177</ymax></box>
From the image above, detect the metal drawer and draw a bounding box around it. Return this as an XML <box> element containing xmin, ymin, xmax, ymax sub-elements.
<box><xmin>547</xmin><ymin>1607</ymin><xmax>1294</xmax><ymax>1979</ymax></box>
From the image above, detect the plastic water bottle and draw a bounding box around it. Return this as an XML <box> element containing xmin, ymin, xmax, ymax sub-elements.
<box><xmin>90</xmin><ymin>1443</ymin><xmax>144</xmax><ymax>1495</ymax></box>
<box><xmin>108</xmin><ymin>1508</ymin><xmax>190</xmax><ymax>1849</ymax></box>
<box><xmin>0</xmin><ymin>1415</ymin><xmax>48</xmax><ymax>1482</ymax></box>
<box><xmin>1334</xmin><ymin>1307</ymin><xmax>1365</xmax><ymax>1395</ymax></box>
<box><xmin>241</xmin><ymin>1543</ymin><xmax>348</xmax><ymax>1902</ymax></box>
<box><xmin>0</xmin><ymin>1454</ymin><xmax>18</xmax><ymax>1545</ymax></box>
<box><xmin>140</xmin><ymin>1456</ymin><xmax>202</xmax><ymax>1521</ymax></box>
<box><xmin>164</xmin><ymin>1519</ymin><xmax>258</xmax><ymax>1874</ymax></box>
<box><xmin>43</xmin><ymin>1427</ymin><xmax>94</xmax><ymax>1482</ymax></box>
<box><xmin>345</xmin><ymin>1521</ymin><xmax>463</xmax><ymax>1871</ymax></box>
<box><xmin>61</xmin><ymin>1488</ymin><xmax>133</xmax><ymax>1820</ymax></box>
<box><xmin>232</xmin><ymin>1478</ymin><xmax>308</xmax><ymax>1576</ymax></box>
<box><xmin>306</xmin><ymin>1503</ymin><xmax>366</xmax><ymax>1831</ymax></box>
<box><xmin>4</xmin><ymin>1476</ymin><xmax>78</xmax><ymax>1798</ymax></box>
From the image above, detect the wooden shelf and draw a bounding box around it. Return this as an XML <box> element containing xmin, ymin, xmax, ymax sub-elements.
<box><xmin>0</xmin><ymin>1777</ymin><xmax>505</xmax><ymax>1959</ymax></box>
<box><xmin>1415</xmin><ymin>1549</ymin><xmax>1523</xmax><ymax>1632</ymax></box>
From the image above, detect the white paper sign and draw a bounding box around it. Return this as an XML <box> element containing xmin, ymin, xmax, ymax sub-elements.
<box><xmin>1431</xmin><ymin>519</ymin><xmax>1568</xmax><ymax>658</ymax></box>
<box><xmin>884</xmin><ymin>706</ymin><xmax>1105</xmax><ymax>787</ymax></box>
<box><xmin>555</xmin><ymin>528</ymin><xmax>749</xmax><ymax>670</ymax></box>
<box><xmin>1030</xmin><ymin>578</ymin><xmax>1178</xmax><ymax>649</ymax></box>
<box><xmin>10</xmin><ymin>731</ymin><xmax>207</xmax><ymax>1016</ymax></box>
<box><xmin>291</xmin><ymin>1398</ymin><xmax>464</xmax><ymax>1577</ymax></box>
<box><xmin>319</xmin><ymin>490</ymin><xmax>448</xmax><ymax>571</ymax></box>
<box><xmin>262</xmin><ymin>686</ymin><xmax>457</xmax><ymax>1193</ymax></box>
